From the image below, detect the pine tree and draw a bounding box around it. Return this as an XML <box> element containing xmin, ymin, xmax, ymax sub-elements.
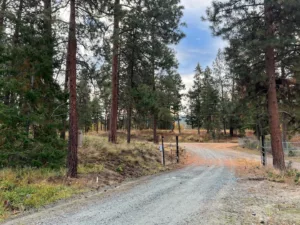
<box><xmin>108</xmin><ymin>0</ymin><xmax>121</xmax><ymax>143</ymax></box>
<box><xmin>66</xmin><ymin>0</ymin><xmax>78</xmax><ymax>178</ymax></box>
<box><xmin>187</xmin><ymin>64</ymin><xmax>203</xmax><ymax>134</ymax></box>
<box><xmin>201</xmin><ymin>67</ymin><xmax>219</xmax><ymax>135</ymax></box>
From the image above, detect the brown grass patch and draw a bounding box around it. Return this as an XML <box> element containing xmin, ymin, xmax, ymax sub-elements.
<box><xmin>91</xmin><ymin>129</ymin><xmax>240</xmax><ymax>143</ymax></box>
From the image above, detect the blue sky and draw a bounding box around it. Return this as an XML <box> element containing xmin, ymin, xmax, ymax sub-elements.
<box><xmin>176</xmin><ymin>0</ymin><xmax>227</xmax><ymax>91</ymax></box>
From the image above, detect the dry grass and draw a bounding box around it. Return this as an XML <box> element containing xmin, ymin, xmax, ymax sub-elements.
<box><xmin>290</xmin><ymin>135</ymin><xmax>300</xmax><ymax>142</ymax></box>
<box><xmin>236</xmin><ymin>162</ymin><xmax>300</xmax><ymax>185</ymax></box>
<box><xmin>79</xmin><ymin>135</ymin><xmax>166</xmax><ymax>178</ymax></box>
<box><xmin>93</xmin><ymin>129</ymin><xmax>240</xmax><ymax>143</ymax></box>
<box><xmin>286</xmin><ymin>156</ymin><xmax>300</xmax><ymax>163</ymax></box>
<box><xmin>231</xmin><ymin>145</ymin><xmax>261</xmax><ymax>156</ymax></box>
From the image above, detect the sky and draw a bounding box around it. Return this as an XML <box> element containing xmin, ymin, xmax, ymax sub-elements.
<box><xmin>177</xmin><ymin>0</ymin><xmax>227</xmax><ymax>92</ymax></box>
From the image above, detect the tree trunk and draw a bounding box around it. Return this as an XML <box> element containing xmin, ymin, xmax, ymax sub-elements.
<box><xmin>230</xmin><ymin>127</ymin><xmax>234</xmax><ymax>137</ymax></box>
<box><xmin>109</xmin><ymin>0</ymin><xmax>120</xmax><ymax>143</ymax></box>
<box><xmin>66</xmin><ymin>0</ymin><xmax>78</xmax><ymax>178</ymax></box>
<box><xmin>223</xmin><ymin>119</ymin><xmax>226</xmax><ymax>135</ymax></box>
<box><xmin>264</xmin><ymin>0</ymin><xmax>285</xmax><ymax>170</ymax></box>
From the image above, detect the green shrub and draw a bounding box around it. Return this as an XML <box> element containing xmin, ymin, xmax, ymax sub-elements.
<box><xmin>288</xmin><ymin>150</ymin><xmax>296</xmax><ymax>157</ymax></box>
<box><xmin>0</xmin><ymin>135</ymin><xmax>67</xmax><ymax>169</ymax></box>
<box><xmin>0</xmin><ymin>104</ymin><xmax>67</xmax><ymax>169</ymax></box>
<box><xmin>116</xmin><ymin>164</ymin><xmax>123</xmax><ymax>173</ymax></box>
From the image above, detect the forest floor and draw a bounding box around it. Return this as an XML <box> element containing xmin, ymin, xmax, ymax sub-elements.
<box><xmin>2</xmin><ymin>142</ymin><xmax>300</xmax><ymax>225</ymax></box>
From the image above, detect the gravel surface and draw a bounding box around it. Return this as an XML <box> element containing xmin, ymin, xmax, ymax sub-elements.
<box><xmin>3</xmin><ymin>144</ymin><xmax>300</xmax><ymax>225</ymax></box>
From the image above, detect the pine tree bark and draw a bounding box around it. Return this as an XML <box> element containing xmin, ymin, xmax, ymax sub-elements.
<box><xmin>67</xmin><ymin>0</ymin><xmax>78</xmax><ymax>178</ymax></box>
<box><xmin>109</xmin><ymin>0</ymin><xmax>120</xmax><ymax>143</ymax></box>
<box><xmin>264</xmin><ymin>0</ymin><xmax>285</xmax><ymax>170</ymax></box>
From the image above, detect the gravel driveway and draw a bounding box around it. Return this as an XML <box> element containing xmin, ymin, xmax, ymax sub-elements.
<box><xmin>3</xmin><ymin>143</ymin><xmax>300</xmax><ymax>225</ymax></box>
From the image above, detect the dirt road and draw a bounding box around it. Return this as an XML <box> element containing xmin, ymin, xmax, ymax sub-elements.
<box><xmin>3</xmin><ymin>143</ymin><xmax>300</xmax><ymax>225</ymax></box>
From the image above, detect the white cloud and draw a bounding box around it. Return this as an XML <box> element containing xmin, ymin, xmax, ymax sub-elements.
<box><xmin>180</xmin><ymin>73</ymin><xmax>195</xmax><ymax>107</ymax></box>
<box><xmin>181</xmin><ymin>73</ymin><xmax>194</xmax><ymax>94</ymax></box>
<box><xmin>180</xmin><ymin>0</ymin><xmax>212</xmax><ymax>11</ymax></box>
<box><xmin>213</xmin><ymin>38</ymin><xmax>229</xmax><ymax>50</ymax></box>
<box><xmin>187</xmin><ymin>49</ymin><xmax>210</xmax><ymax>54</ymax></box>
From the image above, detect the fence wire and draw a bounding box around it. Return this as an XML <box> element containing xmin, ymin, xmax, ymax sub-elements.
<box><xmin>238</xmin><ymin>138</ymin><xmax>300</xmax><ymax>156</ymax></box>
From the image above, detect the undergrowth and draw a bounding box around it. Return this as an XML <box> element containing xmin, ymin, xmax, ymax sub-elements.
<box><xmin>0</xmin><ymin>168</ymin><xmax>80</xmax><ymax>221</ymax></box>
<box><xmin>267</xmin><ymin>168</ymin><xmax>300</xmax><ymax>184</ymax></box>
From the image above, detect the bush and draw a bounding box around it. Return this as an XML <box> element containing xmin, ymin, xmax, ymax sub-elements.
<box><xmin>0</xmin><ymin>103</ymin><xmax>67</xmax><ymax>169</ymax></box>
<box><xmin>0</xmin><ymin>128</ymin><xmax>67</xmax><ymax>169</ymax></box>
<box><xmin>0</xmin><ymin>140</ymin><xmax>67</xmax><ymax>169</ymax></box>
<box><xmin>288</xmin><ymin>150</ymin><xmax>296</xmax><ymax>157</ymax></box>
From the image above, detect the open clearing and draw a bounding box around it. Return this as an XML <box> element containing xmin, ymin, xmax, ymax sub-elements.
<box><xmin>2</xmin><ymin>143</ymin><xmax>300</xmax><ymax>225</ymax></box>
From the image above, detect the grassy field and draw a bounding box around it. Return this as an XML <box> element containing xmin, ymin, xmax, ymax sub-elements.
<box><xmin>0</xmin><ymin>134</ymin><xmax>185</xmax><ymax>221</ymax></box>
<box><xmin>94</xmin><ymin>129</ymin><xmax>241</xmax><ymax>143</ymax></box>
